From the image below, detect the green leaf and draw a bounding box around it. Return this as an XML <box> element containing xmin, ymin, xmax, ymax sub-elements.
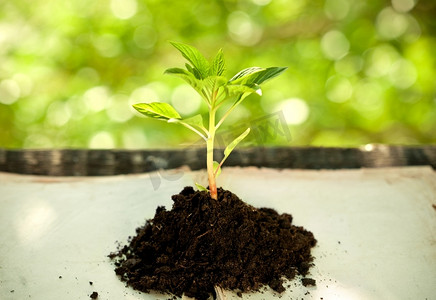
<box><xmin>246</xmin><ymin>67</ymin><xmax>288</xmax><ymax>85</ymax></box>
<box><xmin>165</xmin><ymin>67</ymin><xmax>205</xmax><ymax>98</ymax></box>
<box><xmin>213</xmin><ymin>161</ymin><xmax>221</xmax><ymax>177</ymax></box>
<box><xmin>204</xmin><ymin>76</ymin><xmax>227</xmax><ymax>92</ymax></box>
<box><xmin>219</xmin><ymin>84</ymin><xmax>261</xmax><ymax>111</ymax></box>
<box><xmin>225</xmin><ymin>84</ymin><xmax>260</xmax><ymax>98</ymax></box>
<box><xmin>165</xmin><ymin>67</ymin><xmax>202</xmax><ymax>89</ymax></box>
<box><xmin>224</xmin><ymin>66</ymin><xmax>286</xmax><ymax>108</ymax></box>
<box><xmin>164</xmin><ymin>67</ymin><xmax>192</xmax><ymax>77</ymax></box>
<box><xmin>185</xmin><ymin>63</ymin><xmax>194</xmax><ymax>74</ymax></box>
<box><xmin>228</xmin><ymin>67</ymin><xmax>264</xmax><ymax>84</ymax></box>
<box><xmin>133</xmin><ymin>102</ymin><xmax>181</xmax><ymax>120</ymax></box>
<box><xmin>170</xmin><ymin>41</ymin><xmax>210</xmax><ymax>79</ymax></box>
<box><xmin>216</xmin><ymin>128</ymin><xmax>251</xmax><ymax>171</ymax></box>
<box><xmin>228</xmin><ymin>66</ymin><xmax>287</xmax><ymax>86</ymax></box>
<box><xmin>223</xmin><ymin>128</ymin><xmax>250</xmax><ymax>159</ymax></box>
<box><xmin>195</xmin><ymin>182</ymin><xmax>208</xmax><ymax>191</ymax></box>
<box><xmin>211</xmin><ymin>49</ymin><xmax>225</xmax><ymax>76</ymax></box>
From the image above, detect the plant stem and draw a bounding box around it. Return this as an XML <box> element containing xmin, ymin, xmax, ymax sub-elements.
<box><xmin>215</xmin><ymin>105</ymin><xmax>234</xmax><ymax>131</ymax></box>
<box><xmin>177</xmin><ymin>121</ymin><xmax>208</xmax><ymax>141</ymax></box>
<box><xmin>207</xmin><ymin>107</ymin><xmax>218</xmax><ymax>200</ymax></box>
<box><xmin>215</xmin><ymin>94</ymin><xmax>247</xmax><ymax>130</ymax></box>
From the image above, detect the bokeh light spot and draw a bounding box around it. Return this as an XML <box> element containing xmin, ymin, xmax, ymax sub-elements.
<box><xmin>251</xmin><ymin>0</ymin><xmax>272</xmax><ymax>6</ymax></box>
<box><xmin>354</xmin><ymin>80</ymin><xmax>383</xmax><ymax>106</ymax></box>
<box><xmin>227</xmin><ymin>11</ymin><xmax>262</xmax><ymax>46</ymax></box>
<box><xmin>324</xmin><ymin>0</ymin><xmax>350</xmax><ymax>20</ymax></box>
<box><xmin>93</xmin><ymin>34</ymin><xmax>122</xmax><ymax>58</ymax></box>
<box><xmin>122</xmin><ymin>128</ymin><xmax>148</xmax><ymax>149</ymax></box>
<box><xmin>46</xmin><ymin>101</ymin><xmax>72</xmax><ymax>127</ymax></box>
<box><xmin>23</xmin><ymin>133</ymin><xmax>53</xmax><ymax>148</ymax></box>
<box><xmin>0</xmin><ymin>79</ymin><xmax>20</xmax><ymax>105</ymax></box>
<box><xmin>392</xmin><ymin>0</ymin><xmax>416</xmax><ymax>13</ymax></box>
<box><xmin>321</xmin><ymin>30</ymin><xmax>350</xmax><ymax>60</ymax></box>
<box><xmin>129</xmin><ymin>82</ymin><xmax>170</xmax><ymax>108</ymax></box>
<box><xmin>388</xmin><ymin>59</ymin><xmax>417</xmax><ymax>89</ymax></box>
<box><xmin>130</xmin><ymin>86</ymin><xmax>159</xmax><ymax>106</ymax></box>
<box><xmin>376</xmin><ymin>7</ymin><xmax>409</xmax><ymax>40</ymax></box>
<box><xmin>12</xmin><ymin>74</ymin><xmax>33</xmax><ymax>97</ymax></box>
<box><xmin>335</xmin><ymin>55</ymin><xmax>364</xmax><ymax>76</ymax></box>
<box><xmin>363</xmin><ymin>143</ymin><xmax>375</xmax><ymax>151</ymax></box>
<box><xmin>277</xmin><ymin>98</ymin><xmax>309</xmax><ymax>125</ymax></box>
<box><xmin>107</xmin><ymin>94</ymin><xmax>134</xmax><ymax>123</ymax></box>
<box><xmin>365</xmin><ymin>45</ymin><xmax>400</xmax><ymax>78</ymax></box>
<box><xmin>171</xmin><ymin>84</ymin><xmax>202</xmax><ymax>116</ymax></box>
<box><xmin>83</xmin><ymin>86</ymin><xmax>111</xmax><ymax>112</ymax></box>
<box><xmin>89</xmin><ymin>131</ymin><xmax>115</xmax><ymax>149</ymax></box>
<box><xmin>326</xmin><ymin>76</ymin><xmax>353</xmax><ymax>103</ymax></box>
<box><xmin>110</xmin><ymin>0</ymin><xmax>137</xmax><ymax>20</ymax></box>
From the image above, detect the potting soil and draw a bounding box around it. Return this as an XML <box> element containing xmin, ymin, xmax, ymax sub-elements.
<box><xmin>109</xmin><ymin>187</ymin><xmax>317</xmax><ymax>300</ymax></box>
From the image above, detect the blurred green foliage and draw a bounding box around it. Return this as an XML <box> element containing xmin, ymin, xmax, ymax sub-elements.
<box><xmin>0</xmin><ymin>0</ymin><xmax>435</xmax><ymax>149</ymax></box>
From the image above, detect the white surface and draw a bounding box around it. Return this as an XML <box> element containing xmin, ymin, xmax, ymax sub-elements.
<box><xmin>0</xmin><ymin>166</ymin><xmax>435</xmax><ymax>300</ymax></box>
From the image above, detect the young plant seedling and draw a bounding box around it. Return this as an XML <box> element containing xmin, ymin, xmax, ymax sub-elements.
<box><xmin>133</xmin><ymin>42</ymin><xmax>287</xmax><ymax>200</ymax></box>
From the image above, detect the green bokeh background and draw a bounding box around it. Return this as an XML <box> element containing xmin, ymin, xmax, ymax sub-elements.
<box><xmin>1</xmin><ymin>0</ymin><xmax>435</xmax><ymax>149</ymax></box>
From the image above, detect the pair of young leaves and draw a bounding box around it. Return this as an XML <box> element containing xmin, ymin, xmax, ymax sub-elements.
<box><xmin>133</xmin><ymin>42</ymin><xmax>287</xmax><ymax>188</ymax></box>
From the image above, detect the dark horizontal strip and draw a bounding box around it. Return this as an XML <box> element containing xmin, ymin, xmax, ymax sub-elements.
<box><xmin>0</xmin><ymin>146</ymin><xmax>435</xmax><ymax>176</ymax></box>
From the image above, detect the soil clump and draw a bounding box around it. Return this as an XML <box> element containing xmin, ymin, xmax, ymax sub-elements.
<box><xmin>109</xmin><ymin>187</ymin><xmax>317</xmax><ymax>300</ymax></box>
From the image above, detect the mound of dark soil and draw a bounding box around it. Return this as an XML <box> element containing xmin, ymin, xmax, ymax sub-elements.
<box><xmin>109</xmin><ymin>187</ymin><xmax>316</xmax><ymax>300</ymax></box>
